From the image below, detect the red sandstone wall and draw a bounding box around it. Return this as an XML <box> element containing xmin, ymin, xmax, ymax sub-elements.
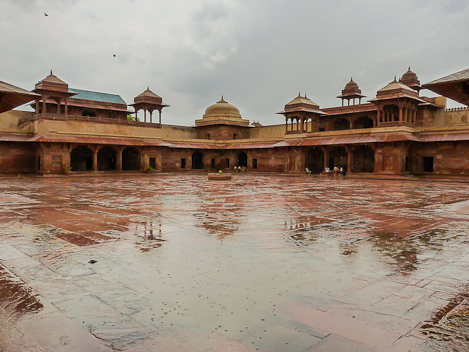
<box><xmin>196</xmin><ymin>125</ymin><xmax>250</xmax><ymax>140</ymax></box>
<box><xmin>0</xmin><ymin>142</ymin><xmax>37</xmax><ymax>174</ymax></box>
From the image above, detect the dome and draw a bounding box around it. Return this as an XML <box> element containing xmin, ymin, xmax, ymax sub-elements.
<box><xmin>203</xmin><ymin>97</ymin><xmax>241</xmax><ymax>119</ymax></box>
<box><xmin>341</xmin><ymin>78</ymin><xmax>362</xmax><ymax>95</ymax></box>
<box><xmin>399</xmin><ymin>67</ymin><xmax>420</xmax><ymax>90</ymax></box>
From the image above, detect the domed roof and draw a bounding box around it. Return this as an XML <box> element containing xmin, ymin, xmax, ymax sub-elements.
<box><xmin>203</xmin><ymin>97</ymin><xmax>241</xmax><ymax>119</ymax></box>
<box><xmin>344</xmin><ymin>78</ymin><xmax>359</xmax><ymax>91</ymax></box>
<box><xmin>399</xmin><ymin>67</ymin><xmax>420</xmax><ymax>90</ymax></box>
<box><xmin>337</xmin><ymin>78</ymin><xmax>365</xmax><ymax>99</ymax></box>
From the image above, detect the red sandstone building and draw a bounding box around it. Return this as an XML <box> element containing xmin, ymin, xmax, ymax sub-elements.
<box><xmin>1</xmin><ymin>67</ymin><xmax>469</xmax><ymax>176</ymax></box>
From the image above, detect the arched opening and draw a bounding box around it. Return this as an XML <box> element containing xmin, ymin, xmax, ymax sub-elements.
<box><xmin>353</xmin><ymin>116</ymin><xmax>374</xmax><ymax>129</ymax></box>
<box><xmin>352</xmin><ymin>145</ymin><xmax>375</xmax><ymax>173</ymax></box>
<box><xmin>192</xmin><ymin>151</ymin><xmax>204</xmax><ymax>169</ymax></box>
<box><xmin>238</xmin><ymin>152</ymin><xmax>247</xmax><ymax>167</ymax></box>
<box><xmin>305</xmin><ymin>147</ymin><xmax>324</xmax><ymax>174</ymax></box>
<box><xmin>122</xmin><ymin>147</ymin><xmax>140</xmax><ymax>170</ymax></box>
<box><xmin>328</xmin><ymin>146</ymin><xmax>348</xmax><ymax>171</ymax></box>
<box><xmin>82</xmin><ymin>109</ymin><xmax>97</xmax><ymax>117</ymax></box>
<box><xmin>97</xmin><ymin>146</ymin><xmax>117</xmax><ymax>171</ymax></box>
<box><xmin>333</xmin><ymin>118</ymin><xmax>350</xmax><ymax>130</ymax></box>
<box><xmin>70</xmin><ymin>146</ymin><xmax>93</xmax><ymax>171</ymax></box>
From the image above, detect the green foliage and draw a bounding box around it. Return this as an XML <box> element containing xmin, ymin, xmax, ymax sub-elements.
<box><xmin>127</xmin><ymin>114</ymin><xmax>140</xmax><ymax>122</ymax></box>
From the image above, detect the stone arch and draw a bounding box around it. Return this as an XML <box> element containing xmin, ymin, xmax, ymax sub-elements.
<box><xmin>238</xmin><ymin>152</ymin><xmax>247</xmax><ymax>167</ymax></box>
<box><xmin>353</xmin><ymin>116</ymin><xmax>374</xmax><ymax>129</ymax></box>
<box><xmin>333</xmin><ymin>118</ymin><xmax>350</xmax><ymax>131</ymax></box>
<box><xmin>328</xmin><ymin>146</ymin><xmax>348</xmax><ymax>170</ymax></box>
<box><xmin>305</xmin><ymin>147</ymin><xmax>324</xmax><ymax>174</ymax></box>
<box><xmin>192</xmin><ymin>151</ymin><xmax>204</xmax><ymax>169</ymax></box>
<box><xmin>122</xmin><ymin>147</ymin><xmax>140</xmax><ymax>171</ymax></box>
<box><xmin>352</xmin><ymin>145</ymin><xmax>375</xmax><ymax>173</ymax></box>
<box><xmin>97</xmin><ymin>146</ymin><xmax>117</xmax><ymax>171</ymax></box>
<box><xmin>70</xmin><ymin>146</ymin><xmax>93</xmax><ymax>171</ymax></box>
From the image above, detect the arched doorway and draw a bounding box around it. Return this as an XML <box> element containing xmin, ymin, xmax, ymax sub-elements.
<box><xmin>122</xmin><ymin>147</ymin><xmax>140</xmax><ymax>170</ymax></box>
<box><xmin>238</xmin><ymin>152</ymin><xmax>247</xmax><ymax>167</ymax></box>
<box><xmin>333</xmin><ymin>118</ymin><xmax>350</xmax><ymax>131</ymax></box>
<box><xmin>328</xmin><ymin>146</ymin><xmax>348</xmax><ymax>170</ymax></box>
<box><xmin>352</xmin><ymin>145</ymin><xmax>375</xmax><ymax>173</ymax></box>
<box><xmin>97</xmin><ymin>146</ymin><xmax>117</xmax><ymax>171</ymax></box>
<box><xmin>353</xmin><ymin>116</ymin><xmax>374</xmax><ymax>129</ymax></box>
<box><xmin>192</xmin><ymin>151</ymin><xmax>204</xmax><ymax>169</ymax></box>
<box><xmin>305</xmin><ymin>147</ymin><xmax>324</xmax><ymax>174</ymax></box>
<box><xmin>70</xmin><ymin>146</ymin><xmax>93</xmax><ymax>171</ymax></box>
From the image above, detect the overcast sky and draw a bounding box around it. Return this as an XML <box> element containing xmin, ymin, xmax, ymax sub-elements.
<box><xmin>1</xmin><ymin>0</ymin><xmax>468</xmax><ymax>126</ymax></box>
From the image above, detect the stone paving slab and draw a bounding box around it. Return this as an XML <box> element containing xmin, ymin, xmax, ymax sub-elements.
<box><xmin>19</xmin><ymin>310</ymin><xmax>113</xmax><ymax>352</ymax></box>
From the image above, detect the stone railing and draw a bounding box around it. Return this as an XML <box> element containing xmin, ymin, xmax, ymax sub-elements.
<box><xmin>18</xmin><ymin>114</ymin><xmax>162</xmax><ymax>128</ymax></box>
<box><xmin>446</xmin><ymin>107</ymin><xmax>468</xmax><ymax>112</ymax></box>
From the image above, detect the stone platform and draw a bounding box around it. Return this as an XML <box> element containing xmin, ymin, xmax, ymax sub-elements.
<box><xmin>1</xmin><ymin>174</ymin><xmax>469</xmax><ymax>351</ymax></box>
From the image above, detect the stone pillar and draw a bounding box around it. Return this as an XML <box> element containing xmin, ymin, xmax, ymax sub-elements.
<box><xmin>144</xmin><ymin>110</ymin><xmax>147</xmax><ymax>123</ymax></box>
<box><xmin>92</xmin><ymin>148</ymin><xmax>98</xmax><ymax>171</ymax></box>
<box><xmin>159</xmin><ymin>109</ymin><xmax>162</xmax><ymax>125</ymax></box>
<box><xmin>399</xmin><ymin>103</ymin><xmax>403</xmax><ymax>124</ymax></box>
<box><xmin>346</xmin><ymin>146</ymin><xmax>353</xmax><ymax>173</ymax></box>
<box><xmin>65</xmin><ymin>98</ymin><xmax>69</xmax><ymax>117</ymax></box>
<box><xmin>56</xmin><ymin>98</ymin><xmax>61</xmax><ymax>114</ymax></box>
<box><xmin>35</xmin><ymin>99</ymin><xmax>39</xmax><ymax>116</ymax></box>
<box><xmin>149</xmin><ymin>110</ymin><xmax>153</xmax><ymax>124</ymax></box>
<box><xmin>322</xmin><ymin>147</ymin><xmax>329</xmax><ymax>171</ymax></box>
<box><xmin>116</xmin><ymin>146</ymin><xmax>124</xmax><ymax>171</ymax></box>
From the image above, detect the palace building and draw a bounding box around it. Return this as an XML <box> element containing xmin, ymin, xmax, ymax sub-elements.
<box><xmin>1</xmin><ymin>67</ymin><xmax>469</xmax><ymax>176</ymax></box>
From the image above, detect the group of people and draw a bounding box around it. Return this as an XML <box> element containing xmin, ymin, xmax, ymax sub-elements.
<box><xmin>324</xmin><ymin>166</ymin><xmax>346</xmax><ymax>176</ymax></box>
<box><xmin>234</xmin><ymin>166</ymin><xmax>247</xmax><ymax>172</ymax></box>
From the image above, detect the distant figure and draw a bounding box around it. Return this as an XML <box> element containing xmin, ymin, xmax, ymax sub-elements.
<box><xmin>234</xmin><ymin>166</ymin><xmax>238</xmax><ymax>172</ymax></box>
<box><xmin>325</xmin><ymin>167</ymin><xmax>330</xmax><ymax>173</ymax></box>
<box><xmin>305</xmin><ymin>167</ymin><xmax>311</xmax><ymax>174</ymax></box>
<box><xmin>334</xmin><ymin>166</ymin><xmax>338</xmax><ymax>175</ymax></box>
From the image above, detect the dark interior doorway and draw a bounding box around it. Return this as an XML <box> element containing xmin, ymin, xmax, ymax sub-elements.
<box><xmin>97</xmin><ymin>146</ymin><xmax>117</xmax><ymax>171</ymax></box>
<box><xmin>424</xmin><ymin>157</ymin><xmax>434</xmax><ymax>172</ymax></box>
<box><xmin>192</xmin><ymin>152</ymin><xmax>204</xmax><ymax>169</ymax></box>
<box><xmin>70</xmin><ymin>146</ymin><xmax>93</xmax><ymax>171</ymax></box>
<box><xmin>238</xmin><ymin>152</ymin><xmax>247</xmax><ymax>167</ymax></box>
<box><xmin>305</xmin><ymin>147</ymin><xmax>324</xmax><ymax>174</ymax></box>
<box><xmin>122</xmin><ymin>147</ymin><xmax>140</xmax><ymax>170</ymax></box>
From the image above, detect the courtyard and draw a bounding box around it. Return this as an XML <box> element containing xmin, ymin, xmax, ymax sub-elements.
<box><xmin>1</xmin><ymin>174</ymin><xmax>469</xmax><ymax>351</ymax></box>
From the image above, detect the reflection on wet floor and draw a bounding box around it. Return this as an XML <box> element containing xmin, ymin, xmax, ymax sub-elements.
<box><xmin>0</xmin><ymin>264</ymin><xmax>43</xmax><ymax>320</ymax></box>
<box><xmin>2</xmin><ymin>175</ymin><xmax>469</xmax><ymax>351</ymax></box>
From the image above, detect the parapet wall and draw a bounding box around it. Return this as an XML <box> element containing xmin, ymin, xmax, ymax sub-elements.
<box><xmin>249</xmin><ymin>124</ymin><xmax>285</xmax><ymax>139</ymax></box>
<box><xmin>444</xmin><ymin>107</ymin><xmax>469</xmax><ymax>125</ymax></box>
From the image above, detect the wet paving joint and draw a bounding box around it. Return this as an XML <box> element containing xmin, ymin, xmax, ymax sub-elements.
<box><xmin>3</xmin><ymin>175</ymin><xmax>469</xmax><ymax>351</ymax></box>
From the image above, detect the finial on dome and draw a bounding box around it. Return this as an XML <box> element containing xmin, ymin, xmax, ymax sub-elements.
<box><xmin>350</xmin><ymin>77</ymin><xmax>353</xmax><ymax>81</ymax></box>
<box><xmin>298</xmin><ymin>92</ymin><xmax>301</xmax><ymax>97</ymax></box>
<box><xmin>147</xmin><ymin>86</ymin><xmax>150</xmax><ymax>90</ymax></box>
<box><xmin>408</xmin><ymin>66</ymin><xmax>411</xmax><ymax>71</ymax></box>
<box><xmin>50</xmin><ymin>69</ymin><xmax>53</xmax><ymax>75</ymax></box>
<box><xmin>394</xmin><ymin>75</ymin><xmax>397</xmax><ymax>82</ymax></box>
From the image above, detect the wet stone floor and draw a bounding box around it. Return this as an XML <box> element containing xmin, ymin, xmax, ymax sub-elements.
<box><xmin>2</xmin><ymin>175</ymin><xmax>469</xmax><ymax>351</ymax></box>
